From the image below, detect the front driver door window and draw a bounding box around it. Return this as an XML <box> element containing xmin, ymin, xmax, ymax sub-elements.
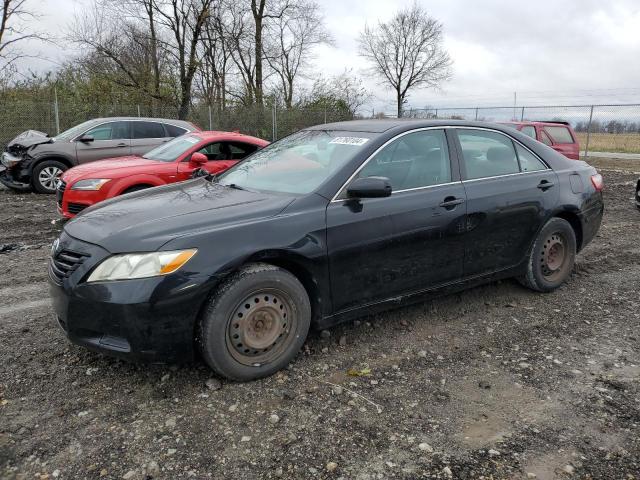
<box><xmin>75</xmin><ymin>121</ymin><xmax>131</xmax><ymax>163</ymax></box>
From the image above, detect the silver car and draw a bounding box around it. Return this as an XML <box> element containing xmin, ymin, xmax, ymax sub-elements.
<box><xmin>0</xmin><ymin>117</ymin><xmax>199</xmax><ymax>193</ymax></box>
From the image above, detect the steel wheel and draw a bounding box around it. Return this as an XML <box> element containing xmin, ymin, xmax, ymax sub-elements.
<box><xmin>226</xmin><ymin>288</ymin><xmax>296</xmax><ymax>366</ymax></box>
<box><xmin>540</xmin><ymin>232</ymin><xmax>569</xmax><ymax>282</ymax></box>
<box><xmin>38</xmin><ymin>166</ymin><xmax>62</xmax><ymax>191</ymax></box>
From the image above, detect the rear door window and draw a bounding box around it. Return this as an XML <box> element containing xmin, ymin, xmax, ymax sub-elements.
<box><xmin>457</xmin><ymin>130</ymin><xmax>520</xmax><ymax>180</ymax></box>
<box><xmin>133</xmin><ymin>121</ymin><xmax>167</xmax><ymax>139</ymax></box>
<box><xmin>544</xmin><ymin>126</ymin><xmax>574</xmax><ymax>144</ymax></box>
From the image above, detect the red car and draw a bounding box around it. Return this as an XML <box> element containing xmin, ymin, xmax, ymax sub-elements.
<box><xmin>57</xmin><ymin>131</ymin><xmax>268</xmax><ymax>218</ymax></box>
<box><xmin>501</xmin><ymin>121</ymin><xmax>580</xmax><ymax>160</ymax></box>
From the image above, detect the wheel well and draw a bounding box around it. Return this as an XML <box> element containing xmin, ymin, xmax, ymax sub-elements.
<box><xmin>122</xmin><ymin>184</ymin><xmax>154</xmax><ymax>194</ymax></box>
<box><xmin>555</xmin><ymin>211</ymin><xmax>583</xmax><ymax>251</ymax></box>
<box><xmin>32</xmin><ymin>156</ymin><xmax>73</xmax><ymax>170</ymax></box>
<box><xmin>242</xmin><ymin>256</ymin><xmax>324</xmax><ymax>326</ymax></box>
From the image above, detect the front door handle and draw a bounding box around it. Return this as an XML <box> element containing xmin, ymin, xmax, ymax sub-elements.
<box><xmin>537</xmin><ymin>180</ymin><xmax>555</xmax><ymax>191</ymax></box>
<box><xmin>439</xmin><ymin>196</ymin><xmax>465</xmax><ymax>210</ymax></box>
<box><xmin>116</xmin><ymin>143</ymin><xmax>128</xmax><ymax>147</ymax></box>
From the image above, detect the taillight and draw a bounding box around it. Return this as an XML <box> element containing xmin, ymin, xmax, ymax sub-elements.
<box><xmin>591</xmin><ymin>173</ymin><xmax>604</xmax><ymax>192</ymax></box>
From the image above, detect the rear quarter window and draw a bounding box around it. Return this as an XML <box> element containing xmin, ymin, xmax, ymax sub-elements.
<box><xmin>544</xmin><ymin>126</ymin><xmax>574</xmax><ymax>144</ymax></box>
<box><xmin>165</xmin><ymin>124</ymin><xmax>188</xmax><ymax>137</ymax></box>
<box><xmin>520</xmin><ymin>126</ymin><xmax>536</xmax><ymax>139</ymax></box>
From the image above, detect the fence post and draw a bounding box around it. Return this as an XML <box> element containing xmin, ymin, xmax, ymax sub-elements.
<box><xmin>137</xmin><ymin>105</ymin><xmax>141</xmax><ymax>117</ymax></box>
<box><xmin>324</xmin><ymin>106</ymin><xmax>327</xmax><ymax>124</ymax></box>
<box><xmin>53</xmin><ymin>87</ymin><xmax>60</xmax><ymax>135</ymax></box>
<box><xmin>474</xmin><ymin>108</ymin><xmax>478</xmax><ymax>121</ymax></box>
<box><xmin>435</xmin><ymin>109</ymin><xmax>438</xmax><ymax>118</ymax></box>
<box><xmin>272</xmin><ymin>103</ymin><xmax>277</xmax><ymax>141</ymax></box>
<box><xmin>520</xmin><ymin>106</ymin><xmax>525</xmax><ymax>121</ymax></box>
<box><xmin>208</xmin><ymin>104</ymin><xmax>213</xmax><ymax>130</ymax></box>
<box><xmin>584</xmin><ymin>105</ymin><xmax>594</xmax><ymax>160</ymax></box>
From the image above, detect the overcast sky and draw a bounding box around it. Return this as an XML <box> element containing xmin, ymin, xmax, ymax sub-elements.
<box><xmin>12</xmin><ymin>0</ymin><xmax>640</xmax><ymax>113</ymax></box>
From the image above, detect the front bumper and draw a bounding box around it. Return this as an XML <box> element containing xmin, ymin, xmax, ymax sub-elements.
<box><xmin>48</xmin><ymin>232</ymin><xmax>216</xmax><ymax>363</ymax></box>
<box><xmin>0</xmin><ymin>166</ymin><xmax>31</xmax><ymax>191</ymax></box>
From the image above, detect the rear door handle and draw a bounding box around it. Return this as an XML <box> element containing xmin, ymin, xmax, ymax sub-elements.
<box><xmin>116</xmin><ymin>143</ymin><xmax>128</xmax><ymax>147</ymax></box>
<box><xmin>537</xmin><ymin>180</ymin><xmax>555</xmax><ymax>191</ymax></box>
<box><xmin>439</xmin><ymin>196</ymin><xmax>465</xmax><ymax>210</ymax></box>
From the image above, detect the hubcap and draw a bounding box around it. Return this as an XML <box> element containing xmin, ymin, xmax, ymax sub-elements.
<box><xmin>39</xmin><ymin>166</ymin><xmax>63</xmax><ymax>190</ymax></box>
<box><xmin>226</xmin><ymin>290</ymin><xmax>295</xmax><ymax>366</ymax></box>
<box><xmin>540</xmin><ymin>233</ymin><xmax>567</xmax><ymax>280</ymax></box>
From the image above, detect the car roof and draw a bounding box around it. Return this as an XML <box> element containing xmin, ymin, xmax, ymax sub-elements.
<box><xmin>501</xmin><ymin>121</ymin><xmax>572</xmax><ymax>127</ymax></box>
<box><xmin>88</xmin><ymin>117</ymin><xmax>198</xmax><ymax>129</ymax></box>
<box><xmin>187</xmin><ymin>131</ymin><xmax>269</xmax><ymax>144</ymax></box>
<box><xmin>307</xmin><ymin>118</ymin><xmax>526</xmax><ymax>133</ymax></box>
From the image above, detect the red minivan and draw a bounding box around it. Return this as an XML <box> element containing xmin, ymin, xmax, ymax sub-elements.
<box><xmin>502</xmin><ymin>121</ymin><xmax>580</xmax><ymax>160</ymax></box>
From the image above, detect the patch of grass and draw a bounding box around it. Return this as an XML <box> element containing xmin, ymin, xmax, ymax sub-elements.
<box><xmin>576</xmin><ymin>132</ymin><xmax>640</xmax><ymax>154</ymax></box>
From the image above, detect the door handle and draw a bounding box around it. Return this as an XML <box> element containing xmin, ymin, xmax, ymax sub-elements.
<box><xmin>537</xmin><ymin>180</ymin><xmax>555</xmax><ymax>191</ymax></box>
<box><xmin>439</xmin><ymin>196</ymin><xmax>465</xmax><ymax>210</ymax></box>
<box><xmin>116</xmin><ymin>143</ymin><xmax>128</xmax><ymax>147</ymax></box>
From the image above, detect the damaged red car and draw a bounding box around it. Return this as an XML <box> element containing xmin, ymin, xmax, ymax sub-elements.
<box><xmin>57</xmin><ymin>131</ymin><xmax>268</xmax><ymax>217</ymax></box>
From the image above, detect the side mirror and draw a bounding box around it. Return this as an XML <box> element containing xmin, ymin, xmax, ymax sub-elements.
<box><xmin>78</xmin><ymin>135</ymin><xmax>94</xmax><ymax>143</ymax></box>
<box><xmin>346</xmin><ymin>176</ymin><xmax>392</xmax><ymax>199</ymax></box>
<box><xmin>189</xmin><ymin>152</ymin><xmax>208</xmax><ymax>168</ymax></box>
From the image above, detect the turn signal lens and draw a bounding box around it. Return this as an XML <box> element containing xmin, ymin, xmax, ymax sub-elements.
<box><xmin>591</xmin><ymin>174</ymin><xmax>604</xmax><ymax>192</ymax></box>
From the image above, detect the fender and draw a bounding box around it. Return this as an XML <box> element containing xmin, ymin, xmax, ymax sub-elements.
<box><xmin>109</xmin><ymin>174</ymin><xmax>167</xmax><ymax>196</ymax></box>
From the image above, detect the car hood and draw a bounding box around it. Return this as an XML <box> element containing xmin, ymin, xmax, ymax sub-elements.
<box><xmin>7</xmin><ymin>130</ymin><xmax>53</xmax><ymax>149</ymax></box>
<box><xmin>62</xmin><ymin>156</ymin><xmax>165</xmax><ymax>183</ymax></box>
<box><xmin>64</xmin><ymin>179</ymin><xmax>295</xmax><ymax>252</ymax></box>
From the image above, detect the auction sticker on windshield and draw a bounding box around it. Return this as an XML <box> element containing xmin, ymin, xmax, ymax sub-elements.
<box><xmin>329</xmin><ymin>137</ymin><xmax>370</xmax><ymax>146</ymax></box>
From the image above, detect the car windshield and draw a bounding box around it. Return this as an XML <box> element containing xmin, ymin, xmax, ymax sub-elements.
<box><xmin>142</xmin><ymin>135</ymin><xmax>202</xmax><ymax>161</ymax></box>
<box><xmin>54</xmin><ymin>120</ymin><xmax>100</xmax><ymax>141</ymax></box>
<box><xmin>218</xmin><ymin>130</ymin><xmax>375</xmax><ymax>194</ymax></box>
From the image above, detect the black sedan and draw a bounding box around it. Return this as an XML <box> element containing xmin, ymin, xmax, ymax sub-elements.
<box><xmin>48</xmin><ymin>120</ymin><xmax>604</xmax><ymax>381</ymax></box>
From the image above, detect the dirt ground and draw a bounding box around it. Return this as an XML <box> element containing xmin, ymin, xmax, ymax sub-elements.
<box><xmin>1</xmin><ymin>160</ymin><xmax>639</xmax><ymax>480</ymax></box>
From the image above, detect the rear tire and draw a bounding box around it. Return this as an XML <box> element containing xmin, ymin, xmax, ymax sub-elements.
<box><xmin>198</xmin><ymin>263</ymin><xmax>311</xmax><ymax>381</ymax></box>
<box><xmin>519</xmin><ymin>217</ymin><xmax>576</xmax><ymax>292</ymax></box>
<box><xmin>32</xmin><ymin>160</ymin><xmax>67</xmax><ymax>194</ymax></box>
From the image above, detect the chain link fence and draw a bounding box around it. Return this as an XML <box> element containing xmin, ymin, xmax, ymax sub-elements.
<box><xmin>403</xmin><ymin>104</ymin><xmax>640</xmax><ymax>157</ymax></box>
<box><xmin>0</xmin><ymin>99</ymin><xmax>354</xmax><ymax>150</ymax></box>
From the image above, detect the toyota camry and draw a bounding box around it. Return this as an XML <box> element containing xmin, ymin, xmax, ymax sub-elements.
<box><xmin>48</xmin><ymin>120</ymin><xmax>604</xmax><ymax>381</ymax></box>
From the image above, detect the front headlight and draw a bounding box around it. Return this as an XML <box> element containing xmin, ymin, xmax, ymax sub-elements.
<box><xmin>87</xmin><ymin>249</ymin><xmax>197</xmax><ymax>282</ymax></box>
<box><xmin>71</xmin><ymin>178</ymin><xmax>111</xmax><ymax>191</ymax></box>
<box><xmin>1</xmin><ymin>152</ymin><xmax>22</xmax><ymax>168</ymax></box>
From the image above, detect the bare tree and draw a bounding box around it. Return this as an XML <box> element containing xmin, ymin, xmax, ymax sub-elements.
<box><xmin>69</xmin><ymin>1</ymin><xmax>168</xmax><ymax>104</ymax></box>
<box><xmin>197</xmin><ymin>2</ymin><xmax>234</xmax><ymax>110</ymax></box>
<box><xmin>358</xmin><ymin>3</ymin><xmax>452</xmax><ymax>117</ymax></box>
<box><xmin>151</xmin><ymin>0</ymin><xmax>213</xmax><ymax>118</ymax></box>
<box><xmin>305</xmin><ymin>70</ymin><xmax>371</xmax><ymax>115</ymax></box>
<box><xmin>264</xmin><ymin>0</ymin><xmax>330</xmax><ymax>108</ymax></box>
<box><xmin>0</xmin><ymin>0</ymin><xmax>48</xmax><ymax>75</ymax></box>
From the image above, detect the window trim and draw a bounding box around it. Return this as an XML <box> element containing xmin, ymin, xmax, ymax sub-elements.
<box><xmin>331</xmin><ymin>127</ymin><xmax>457</xmax><ymax>202</ymax></box>
<box><xmin>72</xmin><ymin>119</ymin><xmax>191</xmax><ymax>142</ymax></box>
<box><xmin>452</xmin><ymin>126</ymin><xmax>551</xmax><ymax>182</ymax></box>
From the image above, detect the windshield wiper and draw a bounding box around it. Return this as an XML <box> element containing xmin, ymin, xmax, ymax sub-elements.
<box><xmin>226</xmin><ymin>183</ymin><xmax>246</xmax><ymax>191</ymax></box>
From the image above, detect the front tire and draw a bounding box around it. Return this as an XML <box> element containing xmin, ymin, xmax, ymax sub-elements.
<box><xmin>198</xmin><ymin>263</ymin><xmax>311</xmax><ymax>381</ymax></box>
<box><xmin>520</xmin><ymin>217</ymin><xmax>577</xmax><ymax>292</ymax></box>
<box><xmin>32</xmin><ymin>160</ymin><xmax>67</xmax><ymax>194</ymax></box>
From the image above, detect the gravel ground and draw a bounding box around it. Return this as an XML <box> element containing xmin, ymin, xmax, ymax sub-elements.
<box><xmin>1</xmin><ymin>164</ymin><xmax>639</xmax><ymax>480</ymax></box>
